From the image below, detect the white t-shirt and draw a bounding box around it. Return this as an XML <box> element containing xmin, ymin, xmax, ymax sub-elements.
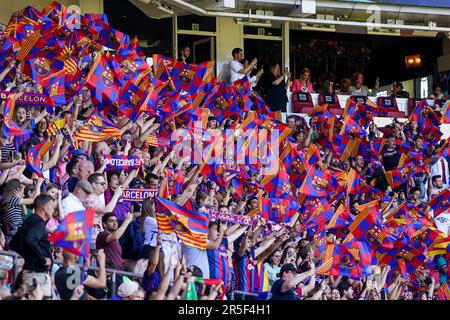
<box><xmin>144</xmin><ymin>216</ymin><xmax>158</xmax><ymax>246</ymax></box>
<box><xmin>430</xmin><ymin>157</ymin><xmax>449</xmax><ymax>189</ymax></box>
<box><xmin>230</xmin><ymin>60</ymin><xmax>244</xmax><ymax>83</ymax></box>
<box><xmin>61</xmin><ymin>193</ymin><xmax>85</xmax><ymax>218</ymax></box>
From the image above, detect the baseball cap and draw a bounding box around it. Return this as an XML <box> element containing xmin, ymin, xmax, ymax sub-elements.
<box><xmin>277</xmin><ymin>263</ymin><xmax>297</xmax><ymax>277</ymax></box>
<box><xmin>72</xmin><ymin>149</ymin><xmax>88</xmax><ymax>158</ymax></box>
<box><xmin>117</xmin><ymin>280</ymin><xmax>139</xmax><ymax>298</ymax></box>
<box><xmin>75</xmin><ymin>180</ymin><xmax>94</xmax><ymax>195</ymax></box>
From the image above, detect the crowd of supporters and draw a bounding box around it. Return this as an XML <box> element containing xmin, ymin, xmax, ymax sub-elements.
<box><xmin>0</xmin><ymin>2</ymin><xmax>449</xmax><ymax>301</ymax></box>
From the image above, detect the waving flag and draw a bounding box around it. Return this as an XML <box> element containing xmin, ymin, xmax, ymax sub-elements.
<box><xmin>344</xmin><ymin>207</ymin><xmax>393</xmax><ymax>260</ymax></box>
<box><xmin>380</xmin><ymin>241</ymin><xmax>426</xmax><ymax>275</ymax></box>
<box><xmin>326</xmin><ymin>241</ymin><xmax>375</xmax><ymax>278</ymax></box>
<box><xmin>48</xmin><ymin>209</ymin><xmax>95</xmax><ymax>258</ymax></box>
<box><xmin>85</xmin><ymin>52</ymin><xmax>124</xmax><ymax>104</ymax></box>
<box><xmin>170</xmin><ymin>60</ymin><xmax>214</xmax><ymax>95</ymax></box>
<box><xmin>428</xmin><ymin>188</ymin><xmax>450</xmax><ymax>218</ymax></box>
<box><xmin>115</xmin><ymin>46</ymin><xmax>151</xmax><ymax>83</ymax></box>
<box><xmin>385</xmin><ymin>165</ymin><xmax>411</xmax><ymax>189</ymax></box>
<box><xmin>47</xmin><ymin>119</ymin><xmax>66</xmax><ymax>137</ymax></box>
<box><xmin>299</xmin><ymin>166</ymin><xmax>332</xmax><ymax>198</ymax></box>
<box><xmin>26</xmin><ymin>141</ymin><xmax>54</xmax><ymax>178</ymax></box>
<box><xmin>154</xmin><ymin>196</ymin><xmax>209</xmax><ymax>250</ymax></box>
<box><xmin>74</xmin><ymin>111</ymin><xmax>121</xmax><ymax>142</ymax></box>
<box><xmin>339</xmin><ymin>116</ymin><xmax>366</xmax><ymax>137</ymax></box>
<box><xmin>40</xmin><ymin>69</ymin><xmax>66</xmax><ymax>106</ymax></box>
<box><xmin>302</xmin><ymin>205</ymin><xmax>335</xmax><ymax>238</ymax></box>
<box><xmin>261</xmin><ymin>198</ymin><xmax>299</xmax><ymax>223</ymax></box>
<box><xmin>164</xmin><ymin>168</ymin><xmax>185</xmax><ymax>196</ymax></box>
<box><xmin>117</xmin><ymin>80</ymin><xmax>149</xmax><ymax>122</ymax></box>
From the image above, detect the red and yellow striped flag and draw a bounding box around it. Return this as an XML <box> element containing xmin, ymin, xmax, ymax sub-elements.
<box><xmin>74</xmin><ymin>113</ymin><xmax>121</xmax><ymax>142</ymax></box>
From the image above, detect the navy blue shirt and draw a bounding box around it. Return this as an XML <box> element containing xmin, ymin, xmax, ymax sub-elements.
<box><xmin>270</xmin><ymin>279</ymin><xmax>297</xmax><ymax>300</ymax></box>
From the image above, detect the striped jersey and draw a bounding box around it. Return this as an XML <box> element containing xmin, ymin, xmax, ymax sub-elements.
<box><xmin>207</xmin><ymin>238</ymin><xmax>230</xmax><ymax>286</ymax></box>
<box><xmin>233</xmin><ymin>248</ymin><xmax>257</xmax><ymax>293</ymax></box>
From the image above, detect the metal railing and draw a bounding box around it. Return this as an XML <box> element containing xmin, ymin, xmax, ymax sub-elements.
<box><xmin>230</xmin><ymin>290</ymin><xmax>262</xmax><ymax>300</ymax></box>
<box><xmin>0</xmin><ymin>250</ymin><xmax>143</xmax><ymax>296</ymax></box>
<box><xmin>1</xmin><ymin>250</ymin><xmax>271</xmax><ymax>299</ymax></box>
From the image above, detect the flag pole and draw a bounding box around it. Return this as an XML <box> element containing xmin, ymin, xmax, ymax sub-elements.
<box><xmin>80</xmin><ymin>254</ymin><xmax>88</xmax><ymax>284</ymax></box>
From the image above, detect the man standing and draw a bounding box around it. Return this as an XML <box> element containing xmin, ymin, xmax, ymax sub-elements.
<box><xmin>61</xmin><ymin>180</ymin><xmax>93</xmax><ymax>217</ymax></box>
<box><xmin>12</xmin><ymin>195</ymin><xmax>55</xmax><ymax>299</ymax></box>
<box><xmin>177</xmin><ymin>45</ymin><xmax>190</xmax><ymax>64</ymax></box>
<box><xmin>96</xmin><ymin>212</ymin><xmax>134</xmax><ymax>269</ymax></box>
<box><xmin>230</xmin><ymin>48</ymin><xmax>257</xmax><ymax>83</ymax></box>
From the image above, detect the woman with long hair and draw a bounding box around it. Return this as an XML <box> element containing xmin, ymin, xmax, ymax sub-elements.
<box><xmin>33</xmin><ymin>118</ymin><xmax>49</xmax><ymax>142</ymax></box>
<box><xmin>12</xmin><ymin>106</ymin><xmax>48</xmax><ymax>151</ymax></box>
<box><xmin>265</xmin><ymin>63</ymin><xmax>290</xmax><ymax>121</ymax></box>
<box><xmin>264</xmin><ymin>249</ymin><xmax>282</xmax><ymax>288</ymax></box>
<box><xmin>44</xmin><ymin>183</ymin><xmax>64</xmax><ymax>233</ymax></box>
<box><xmin>0</xmin><ymin>178</ymin><xmax>43</xmax><ymax>246</ymax></box>
<box><xmin>141</xmin><ymin>197</ymin><xmax>159</xmax><ymax>259</ymax></box>
<box><xmin>291</xmin><ymin>67</ymin><xmax>314</xmax><ymax>94</ymax></box>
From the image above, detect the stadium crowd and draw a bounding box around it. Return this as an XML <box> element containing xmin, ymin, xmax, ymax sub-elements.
<box><xmin>0</xmin><ymin>2</ymin><xmax>450</xmax><ymax>301</ymax></box>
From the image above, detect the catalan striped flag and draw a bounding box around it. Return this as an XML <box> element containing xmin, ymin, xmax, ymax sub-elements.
<box><xmin>154</xmin><ymin>196</ymin><xmax>209</xmax><ymax>250</ymax></box>
<box><xmin>437</xmin><ymin>283</ymin><xmax>450</xmax><ymax>300</ymax></box>
<box><xmin>74</xmin><ymin>111</ymin><xmax>121</xmax><ymax>142</ymax></box>
<box><xmin>26</xmin><ymin>141</ymin><xmax>54</xmax><ymax>178</ymax></box>
<box><xmin>15</xmin><ymin>30</ymin><xmax>42</xmax><ymax>61</ymax></box>
<box><xmin>147</xmin><ymin>135</ymin><xmax>170</xmax><ymax>147</ymax></box>
<box><xmin>47</xmin><ymin>119</ymin><xmax>67</xmax><ymax>137</ymax></box>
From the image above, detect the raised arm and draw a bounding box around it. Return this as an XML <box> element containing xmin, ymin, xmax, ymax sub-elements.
<box><xmin>281</xmin><ymin>267</ymin><xmax>315</xmax><ymax>292</ymax></box>
<box><xmin>83</xmin><ymin>249</ymin><xmax>107</xmax><ymax>289</ymax></box>
<box><xmin>206</xmin><ymin>221</ymin><xmax>226</xmax><ymax>250</ymax></box>
<box><xmin>42</xmin><ymin>135</ymin><xmax>63</xmax><ymax>172</ymax></box>
<box><xmin>254</xmin><ymin>236</ymin><xmax>276</xmax><ymax>259</ymax></box>
<box><xmin>153</xmin><ymin>250</ymin><xmax>178</xmax><ymax>300</ymax></box>
<box><xmin>226</xmin><ymin>225</ymin><xmax>249</xmax><ymax>243</ymax></box>
<box><xmin>147</xmin><ymin>236</ymin><xmax>161</xmax><ymax>275</ymax></box>
<box><xmin>105</xmin><ymin>212</ymin><xmax>133</xmax><ymax>244</ymax></box>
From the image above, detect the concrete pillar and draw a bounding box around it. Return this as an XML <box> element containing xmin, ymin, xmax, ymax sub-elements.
<box><xmin>282</xmin><ymin>22</ymin><xmax>290</xmax><ymax>70</ymax></box>
<box><xmin>216</xmin><ymin>16</ymin><xmax>243</xmax><ymax>81</ymax></box>
<box><xmin>282</xmin><ymin>22</ymin><xmax>292</xmax><ymax>114</ymax></box>
<box><xmin>173</xmin><ymin>16</ymin><xmax>178</xmax><ymax>59</ymax></box>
